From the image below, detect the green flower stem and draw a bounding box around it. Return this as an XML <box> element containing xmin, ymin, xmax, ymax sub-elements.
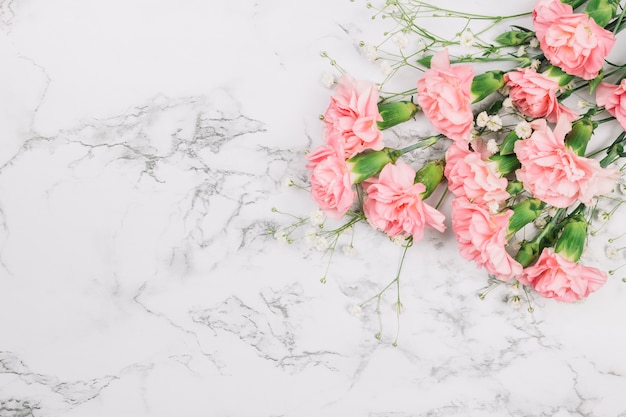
<box><xmin>398</xmin><ymin>135</ymin><xmax>442</xmax><ymax>155</ymax></box>
<box><xmin>611</xmin><ymin>3</ymin><xmax>626</xmax><ymax>34</ymax></box>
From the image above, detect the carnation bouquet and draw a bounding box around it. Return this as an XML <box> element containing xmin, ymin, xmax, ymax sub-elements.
<box><xmin>274</xmin><ymin>0</ymin><xmax>626</xmax><ymax>340</ymax></box>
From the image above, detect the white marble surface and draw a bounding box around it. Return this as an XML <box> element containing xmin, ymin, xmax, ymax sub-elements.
<box><xmin>1</xmin><ymin>0</ymin><xmax>626</xmax><ymax>416</ymax></box>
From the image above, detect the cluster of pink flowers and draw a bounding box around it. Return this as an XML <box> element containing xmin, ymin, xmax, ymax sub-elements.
<box><xmin>304</xmin><ymin>0</ymin><xmax>625</xmax><ymax>305</ymax></box>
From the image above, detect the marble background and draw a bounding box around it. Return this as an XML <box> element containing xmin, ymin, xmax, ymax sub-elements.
<box><xmin>1</xmin><ymin>0</ymin><xmax>625</xmax><ymax>416</ymax></box>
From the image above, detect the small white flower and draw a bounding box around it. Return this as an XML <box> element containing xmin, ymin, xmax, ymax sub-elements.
<box><xmin>282</xmin><ymin>176</ymin><xmax>295</xmax><ymax>188</ymax></box>
<box><xmin>529</xmin><ymin>37</ymin><xmax>540</xmax><ymax>49</ymax></box>
<box><xmin>605</xmin><ymin>245</ymin><xmax>619</xmax><ymax>260</ymax></box>
<box><xmin>487</xmin><ymin>139</ymin><xmax>499</xmax><ymax>154</ymax></box>
<box><xmin>515</xmin><ymin>120</ymin><xmax>532</xmax><ymax>139</ymax></box>
<box><xmin>508</xmin><ymin>295</ymin><xmax>522</xmax><ymax>310</ymax></box>
<box><xmin>460</xmin><ymin>30</ymin><xmax>474</xmax><ymax>48</ymax></box>
<box><xmin>342</xmin><ymin>244</ymin><xmax>355</xmax><ymax>256</ymax></box>
<box><xmin>274</xmin><ymin>229</ymin><xmax>289</xmax><ymax>243</ymax></box>
<box><xmin>487</xmin><ymin>201</ymin><xmax>500</xmax><ymax>214</ymax></box>
<box><xmin>309</xmin><ymin>209</ymin><xmax>325</xmax><ymax>226</ymax></box>
<box><xmin>486</xmin><ymin>115</ymin><xmax>503</xmax><ymax>132</ymax></box>
<box><xmin>530</xmin><ymin>59</ymin><xmax>541</xmax><ymax>70</ymax></box>
<box><xmin>321</xmin><ymin>73</ymin><xmax>335</xmax><ymax>88</ymax></box>
<box><xmin>349</xmin><ymin>304</ymin><xmax>363</xmax><ymax>317</ymax></box>
<box><xmin>363</xmin><ymin>44</ymin><xmax>378</xmax><ymax>62</ymax></box>
<box><xmin>313</xmin><ymin>235</ymin><xmax>330</xmax><ymax>251</ymax></box>
<box><xmin>391</xmin><ymin>234</ymin><xmax>408</xmax><ymax>246</ymax></box>
<box><xmin>533</xmin><ymin>216</ymin><xmax>547</xmax><ymax>229</ymax></box>
<box><xmin>577</xmin><ymin>100</ymin><xmax>588</xmax><ymax>110</ymax></box>
<box><xmin>416</xmin><ymin>39</ymin><xmax>427</xmax><ymax>57</ymax></box>
<box><xmin>380</xmin><ymin>60</ymin><xmax>393</xmax><ymax>76</ymax></box>
<box><xmin>392</xmin><ymin>32</ymin><xmax>409</xmax><ymax>49</ymax></box>
<box><xmin>304</xmin><ymin>228</ymin><xmax>318</xmax><ymax>243</ymax></box>
<box><xmin>476</xmin><ymin>111</ymin><xmax>489</xmax><ymax>128</ymax></box>
<box><xmin>394</xmin><ymin>301</ymin><xmax>405</xmax><ymax>314</ymax></box>
<box><xmin>503</xmin><ymin>97</ymin><xmax>514</xmax><ymax>109</ymax></box>
<box><xmin>516</xmin><ymin>46</ymin><xmax>527</xmax><ymax>58</ymax></box>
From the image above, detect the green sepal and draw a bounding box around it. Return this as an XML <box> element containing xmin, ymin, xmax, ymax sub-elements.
<box><xmin>417</xmin><ymin>55</ymin><xmax>433</xmax><ymax>68</ymax></box>
<box><xmin>507</xmin><ymin>198</ymin><xmax>546</xmax><ymax>235</ymax></box>
<box><xmin>564</xmin><ymin>117</ymin><xmax>596</xmax><ymax>156</ymax></box>
<box><xmin>495</xmin><ymin>30</ymin><xmax>533</xmax><ymax>46</ymax></box>
<box><xmin>414</xmin><ymin>159</ymin><xmax>444</xmax><ymax>199</ymax></box>
<box><xmin>500</xmin><ymin>131</ymin><xmax>521</xmax><ymax>156</ymax></box>
<box><xmin>585</xmin><ymin>0</ymin><xmax>619</xmax><ymax>27</ymax></box>
<box><xmin>377</xmin><ymin>101</ymin><xmax>420</xmax><ymax>130</ymax></box>
<box><xmin>346</xmin><ymin>148</ymin><xmax>400</xmax><ymax>184</ymax></box>
<box><xmin>544</xmin><ymin>65</ymin><xmax>575</xmax><ymax>87</ymax></box>
<box><xmin>470</xmin><ymin>71</ymin><xmax>505</xmax><ymax>103</ymax></box>
<box><xmin>489</xmin><ymin>153</ymin><xmax>521</xmax><ymax>176</ymax></box>
<box><xmin>589</xmin><ymin>68</ymin><xmax>604</xmax><ymax>94</ymax></box>
<box><xmin>506</xmin><ymin>180</ymin><xmax>524</xmax><ymax>196</ymax></box>
<box><xmin>515</xmin><ymin>240</ymin><xmax>541</xmax><ymax>268</ymax></box>
<box><xmin>554</xmin><ymin>216</ymin><xmax>588</xmax><ymax>262</ymax></box>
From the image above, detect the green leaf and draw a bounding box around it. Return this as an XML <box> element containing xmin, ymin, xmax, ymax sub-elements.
<box><xmin>585</xmin><ymin>0</ymin><xmax>619</xmax><ymax>27</ymax></box>
<box><xmin>495</xmin><ymin>30</ymin><xmax>533</xmax><ymax>46</ymax></box>
<box><xmin>499</xmin><ymin>131</ymin><xmax>522</xmax><ymax>156</ymax></box>
<box><xmin>417</xmin><ymin>55</ymin><xmax>433</xmax><ymax>68</ymax></box>
<box><xmin>470</xmin><ymin>70</ymin><xmax>505</xmax><ymax>103</ymax></box>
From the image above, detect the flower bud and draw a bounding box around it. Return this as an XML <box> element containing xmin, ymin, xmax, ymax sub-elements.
<box><xmin>554</xmin><ymin>216</ymin><xmax>588</xmax><ymax>262</ymax></box>
<box><xmin>585</xmin><ymin>0</ymin><xmax>619</xmax><ymax>27</ymax></box>
<box><xmin>564</xmin><ymin>117</ymin><xmax>596</xmax><ymax>156</ymax></box>
<box><xmin>507</xmin><ymin>198</ymin><xmax>546</xmax><ymax>235</ymax></box>
<box><xmin>470</xmin><ymin>71</ymin><xmax>505</xmax><ymax>103</ymax></box>
<box><xmin>515</xmin><ymin>240</ymin><xmax>540</xmax><ymax>268</ymax></box>
<box><xmin>506</xmin><ymin>180</ymin><xmax>524</xmax><ymax>195</ymax></box>
<box><xmin>346</xmin><ymin>148</ymin><xmax>401</xmax><ymax>184</ymax></box>
<box><xmin>377</xmin><ymin>101</ymin><xmax>420</xmax><ymax>130</ymax></box>
<box><xmin>495</xmin><ymin>30</ymin><xmax>533</xmax><ymax>46</ymax></box>
<box><xmin>543</xmin><ymin>65</ymin><xmax>575</xmax><ymax>87</ymax></box>
<box><xmin>413</xmin><ymin>159</ymin><xmax>444</xmax><ymax>199</ymax></box>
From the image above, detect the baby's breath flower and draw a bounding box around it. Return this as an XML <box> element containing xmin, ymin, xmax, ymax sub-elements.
<box><xmin>508</xmin><ymin>295</ymin><xmax>522</xmax><ymax>309</ymax></box>
<box><xmin>304</xmin><ymin>227</ymin><xmax>319</xmax><ymax>243</ymax></box>
<box><xmin>392</xmin><ymin>32</ymin><xmax>409</xmax><ymax>49</ymax></box>
<box><xmin>503</xmin><ymin>97</ymin><xmax>514</xmax><ymax>109</ymax></box>
<box><xmin>274</xmin><ymin>229</ymin><xmax>289</xmax><ymax>243</ymax></box>
<box><xmin>486</xmin><ymin>115</ymin><xmax>502</xmax><ymax>132</ymax></box>
<box><xmin>529</xmin><ymin>37</ymin><xmax>539</xmax><ymax>48</ymax></box>
<box><xmin>487</xmin><ymin>139</ymin><xmax>499</xmax><ymax>154</ymax></box>
<box><xmin>476</xmin><ymin>111</ymin><xmax>489</xmax><ymax>127</ymax></box>
<box><xmin>516</xmin><ymin>46</ymin><xmax>527</xmax><ymax>57</ymax></box>
<box><xmin>530</xmin><ymin>59</ymin><xmax>541</xmax><ymax>70</ymax></box>
<box><xmin>416</xmin><ymin>38</ymin><xmax>427</xmax><ymax>57</ymax></box>
<box><xmin>321</xmin><ymin>73</ymin><xmax>335</xmax><ymax>88</ymax></box>
<box><xmin>606</xmin><ymin>245</ymin><xmax>619</xmax><ymax>260</ymax></box>
<box><xmin>282</xmin><ymin>176</ymin><xmax>295</xmax><ymax>188</ymax></box>
<box><xmin>363</xmin><ymin>44</ymin><xmax>378</xmax><ymax>62</ymax></box>
<box><xmin>488</xmin><ymin>201</ymin><xmax>500</xmax><ymax>214</ymax></box>
<box><xmin>391</xmin><ymin>234</ymin><xmax>408</xmax><ymax>246</ymax></box>
<box><xmin>380</xmin><ymin>60</ymin><xmax>393</xmax><ymax>76</ymax></box>
<box><xmin>313</xmin><ymin>235</ymin><xmax>330</xmax><ymax>251</ymax></box>
<box><xmin>515</xmin><ymin>120</ymin><xmax>532</xmax><ymax>139</ymax></box>
<box><xmin>349</xmin><ymin>304</ymin><xmax>363</xmax><ymax>317</ymax></box>
<box><xmin>309</xmin><ymin>209</ymin><xmax>325</xmax><ymax>226</ymax></box>
<box><xmin>342</xmin><ymin>244</ymin><xmax>356</xmax><ymax>256</ymax></box>
<box><xmin>577</xmin><ymin>100</ymin><xmax>588</xmax><ymax>110</ymax></box>
<box><xmin>460</xmin><ymin>30</ymin><xmax>474</xmax><ymax>48</ymax></box>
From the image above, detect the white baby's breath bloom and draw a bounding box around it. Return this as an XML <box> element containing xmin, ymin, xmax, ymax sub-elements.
<box><xmin>392</xmin><ymin>32</ymin><xmax>409</xmax><ymax>49</ymax></box>
<box><xmin>349</xmin><ymin>304</ymin><xmax>363</xmax><ymax>317</ymax></box>
<box><xmin>508</xmin><ymin>295</ymin><xmax>522</xmax><ymax>309</ymax></box>
<box><xmin>529</xmin><ymin>37</ymin><xmax>539</xmax><ymax>48</ymax></box>
<box><xmin>309</xmin><ymin>209</ymin><xmax>325</xmax><ymax>226</ymax></box>
<box><xmin>503</xmin><ymin>97</ymin><xmax>514</xmax><ymax>109</ymax></box>
<box><xmin>416</xmin><ymin>38</ymin><xmax>427</xmax><ymax>57</ymax></box>
<box><xmin>274</xmin><ymin>229</ymin><xmax>289</xmax><ymax>243</ymax></box>
<box><xmin>605</xmin><ymin>245</ymin><xmax>619</xmax><ymax>260</ymax></box>
<box><xmin>476</xmin><ymin>111</ymin><xmax>489</xmax><ymax>128</ymax></box>
<box><xmin>363</xmin><ymin>44</ymin><xmax>378</xmax><ymax>62</ymax></box>
<box><xmin>515</xmin><ymin>120</ymin><xmax>532</xmax><ymax>139</ymax></box>
<box><xmin>487</xmin><ymin>139</ymin><xmax>499</xmax><ymax>154</ymax></box>
<box><xmin>342</xmin><ymin>244</ymin><xmax>356</xmax><ymax>256</ymax></box>
<box><xmin>516</xmin><ymin>46</ymin><xmax>527</xmax><ymax>57</ymax></box>
<box><xmin>533</xmin><ymin>216</ymin><xmax>547</xmax><ymax>229</ymax></box>
<box><xmin>530</xmin><ymin>59</ymin><xmax>541</xmax><ymax>70</ymax></box>
<box><xmin>321</xmin><ymin>72</ymin><xmax>335</xmax><ymax>88</ymax></box>
<box><xmin>487</xmin><ymin>201</ymin><xmax>500</xmax><ymax>214</ymax></box>
<box><xmin>460</xmin><ymin>30</ymin><xmax>474</xmax><ymax>48</ymax></box>
<box><xmin>380</xmin><ymin>60</ymin><xmax>393</xmax><ymax>76</ymax></box>
<box><xmin>304</xmin><ymin>227</ymin><xmax>319</xmax><ymax>243</ymax></box>
<box><xmin>313</xmin><ymin>235</ymin><xmax>330</xmax><ymax>251</ymax></box>
<box><xmin>282</xmin><ymin>176</ymin><xmax>295</xmax><ymax>188</ymax></box>
<box><xmin>486</xmin><ymin>115</ymin><xmax>503</xmax><ymax>132</ymax></box>
<box><xmin>577</xmin><ymin>100</ymin><xmax>588</xmax><ymax>110</ymax></box>
<box><xmin>391</xmin><ymin>234</ymin><xmax>408</xmax><ymax>246</ymax></box>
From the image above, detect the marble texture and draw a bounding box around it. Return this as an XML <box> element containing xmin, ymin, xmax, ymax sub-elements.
<box><xmin>1</xmin><ymin>0</ymin><xmax>626</xmax><ymax>416</ymax></box>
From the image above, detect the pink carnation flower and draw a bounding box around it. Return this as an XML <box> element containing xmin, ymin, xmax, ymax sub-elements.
<box><xmin>533</xmin><ymin>0</ymin><xmax>616</xmax><ymax>80</ymax></box>
<box><xmin>323</xmin><ymin>74</ymin><xmax>384</xmax><ymax>158</ymax></box>
<box><xmin>444</xmin><ymin>140</ymin><xmax>510</xmax><ymax>206</ymax></box>
<box><xmin>514</xmin><ymin>117</ymin><xmax>619</xmax><ymax>208</ymax></box>
<box><xmin>417</xmin><ymin>49</ymin><xmax>474</xmax><ymax>141</ymax></box>
<box><xmin>596</xmin><ymin>79</ymin><xmax>626</xmax><ymax>131</ymax></box>
<box><xmin>363</xmin><ymin>162</ymin><xmax>446</xmax><ymax>240</ymax></box>
<box><xmin>518</xmin><ymin>248</ymin><xmax>607</xmax><ymax>302</ymax></box>
<box><xmin>306</xmin><ymin>135</ymin><xmax>356</xmax><ymax>219</ymax></box>
<box><xmin>451</xmin><ymin>197</ymin><xmax>522</xmax><ymax>281</ymax></box>
<box><xmin>504</xmin><ymin>68</ymin><xmax>578</xmax><ymax>123</ymax></box>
